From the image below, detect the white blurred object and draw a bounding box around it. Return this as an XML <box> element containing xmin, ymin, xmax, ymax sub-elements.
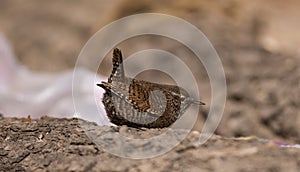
<box><xmin>0</xmin><ymin>34</ymin><xmax>110</xmax><ymax>125</ymax></box>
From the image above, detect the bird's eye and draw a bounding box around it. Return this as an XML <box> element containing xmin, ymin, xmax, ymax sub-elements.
<box><xmin>170</xmin><ymin>91</ymin><xmax>178</xmax><ymax>97</ymax></box>
<box><xmin>170</xmin><ymin>91</ymin><xmax>184</xmax><ymax>100</ymax></box>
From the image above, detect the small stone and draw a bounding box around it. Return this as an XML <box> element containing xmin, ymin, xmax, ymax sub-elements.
<box><xmin>38</xmin><ymin>133</ymin><xmax>43</xmax><ymax>140</ymax></box>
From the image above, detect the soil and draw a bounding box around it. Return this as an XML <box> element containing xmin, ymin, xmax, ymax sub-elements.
<box><xmin>1</xmin><ymin>116</ymin><xmax>300</xmax><ymax>172</ymax></box>
<box><xmin>0</xmin><ymin>0</ymin><xmax>299</xmax><ymax>171</ymax></box>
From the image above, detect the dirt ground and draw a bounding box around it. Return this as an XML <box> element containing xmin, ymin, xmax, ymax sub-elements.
<box><xmin>0</xmin><ymin>0</ymin><xmax>299</xmax><ymax>171</ymax></box>
<box><xmin>1</xmin><ymin>116</ymin><xmax>300</xmax><ymax>171</ymax></box>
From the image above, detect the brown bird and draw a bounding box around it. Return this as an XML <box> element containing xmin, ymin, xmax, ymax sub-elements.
<box><xmin>97</xmin><ymin>48</ymin><xmax>205</xmax><ymax>128</ymax></box>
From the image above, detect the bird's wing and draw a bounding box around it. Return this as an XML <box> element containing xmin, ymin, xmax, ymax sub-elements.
<box><xmin>98</xmin><ymin>81</ymin><xmax>162</xmax><ymax>122</ymax></box>
<box><xmin>128</xmin><ymin>80</ymin><xmax>169</xmax><ymax>117</ymax></box>
<box><xmin>97</xmin><ymin>81</ymin><xmax>151</xmax><ymax>112</ymax></box>
<box><xmin>128</xmin><ymin>80</ymin><xmax>151</xmax><ymax>112</ymax></box>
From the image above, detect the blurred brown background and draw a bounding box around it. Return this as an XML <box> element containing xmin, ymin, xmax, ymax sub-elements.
<box><xmin>0</xmin><ymin>0</ymin><xmax>299</xmax><ymax>143</ymax></box>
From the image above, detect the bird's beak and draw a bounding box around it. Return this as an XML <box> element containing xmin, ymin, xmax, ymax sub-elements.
<box><xmin>192</xmin><ymin>99</ymin><xmax>206</xmax><ymax>105</ymax></box>
<box><xmin>186</xmin><ymin>97</ymin><xmax>205</xmax><ymax>105</ymax></box>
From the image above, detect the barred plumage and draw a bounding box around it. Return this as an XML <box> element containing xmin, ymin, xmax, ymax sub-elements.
<box><xmin>97</xmin><ymin>48</ymin><xmax>205</xmax><ymax>128</ymax></box>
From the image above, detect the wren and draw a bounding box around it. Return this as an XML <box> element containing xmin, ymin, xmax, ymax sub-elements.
<box><xmin>97</xmin><ymin>48</ymin><xmax>205</xmax><ymax>128</ymax></box>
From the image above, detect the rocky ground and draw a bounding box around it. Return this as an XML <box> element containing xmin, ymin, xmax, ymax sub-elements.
<box><xmin>0</xmin><ymin>116</ymin><xmax>299</xmax><ymax>171</ymax></box>
<box><xmin>0</xmin><ymin>0</ymin><xmax>299</xmax><ymax>171</ymax></box>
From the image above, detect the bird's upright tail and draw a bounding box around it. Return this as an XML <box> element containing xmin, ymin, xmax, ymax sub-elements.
<box><xmin>108</xmin><ymin>48</ymin><xmax>125</xmax><ymax>83</ymax></box>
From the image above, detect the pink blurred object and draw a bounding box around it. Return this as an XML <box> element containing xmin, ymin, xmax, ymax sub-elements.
<box><xmin>0</xmin><ymin>34</ymin><xmax>110</xmax><ymax>125</ymax></box>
